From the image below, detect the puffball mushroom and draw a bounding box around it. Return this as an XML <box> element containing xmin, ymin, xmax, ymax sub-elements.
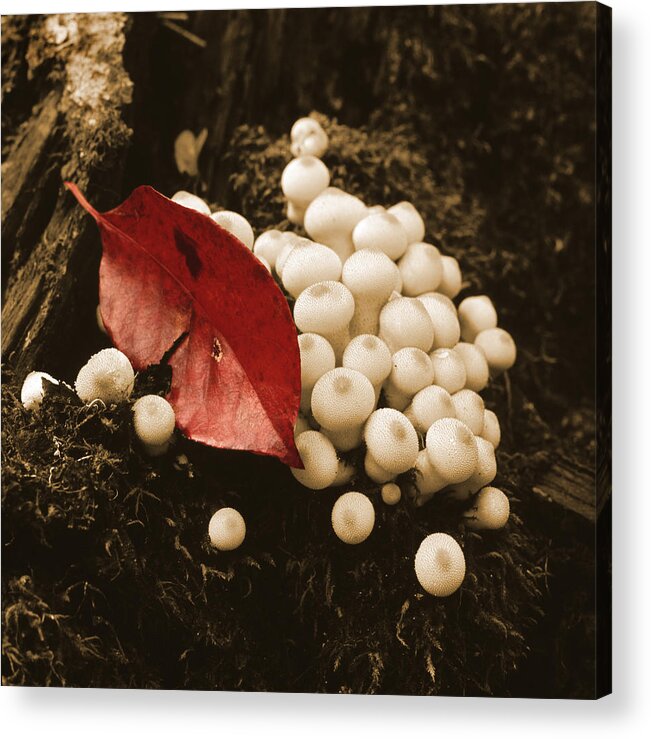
<box><xmin>293</xmin><ymin>281</ymin><xmax>355</xmax><ymax>363</ymax></box>
<box><xmin>464</xmin><ymin>486</ymin><xmax>510</xmax><ymax>530</ymax></box>
<box><xmin>447</xmin><ymin>436</ymin><xmax>497</xmax><ymax>500</ymax></box>
<box><xmin>304</xmin><ymin>187</ymin><xmax>367</xmax><ymax>263</ymax></box>
<box><xmin>454</xmin><ymin>341</ymin><xmax>490</xmax><ymax>393</ymax></box>
<box><xmin>397</xmin><ymin>242</ymin><xmax>443</xmax><ymax>296</ymax></box>
<box><xmin>412</xmin><ymin>449</ymin><xmax>448</xmax><ymax>500</ymax></box>
<box><xmin>253</xmin><ymin>229</ymin><xmax>287</xmax><ymax>270</ymax></box>
<box><xmin>425</xmin><ymin>417</ymin><xmax>479</xmax><ymax>485</ymax></box>
<box><xmin>210</xmin><ymin>210</ymin><xmax>255</xmax><ymax>250</ymax></box>
<box><xmin>208</xmin><ymin>507</ymin><xmax>246</xmax><ymax>551</ymax></box>
<box><xmin>281</xmin><ymin>240</ymin><xmax>342</xmax><ymax>298</ymax></box>
<box><xmin>291</xmin><ymin>430</ymin><xmax>339</xmax><ymax>490</ymax></box>
<box><xmin>387</xmin><ymin>201</ymin><xmax>425</xmax><ymax>244</ymax></box>
<box><xmin>429</xmin><ymin>348</ymin><xmax>467</xmax><ymax>394</ymax></box>
<box><xmin>75</xmin><ymin>348</ymin><xmax>135</xmax><ymax>404</ymax></box>
<box><xmin>417</xmin><ymin>293</ymin><xmax>461</xmax><ymax>349</ymax></box>
<box><xmin>480</xmin><ymin>409</ymin><xmax>501</xmax><ymax>449</ymax></box>
<box><xmin>331</xmin><ymin>492</ymin><xmax>375</xmax><ymax>545</ymax></box>
<box><xmin>458</xmin><ymin>295</ymin><xmax>498</xmax><ymax>342</ymax></box>
<box><xmin>352</xmin><ymin>211</ymin><xmax>408</xmax><ymax>261</ymax></box>
<box><xmin>342</xmin><ymin>334</ymin><xmax>392</xmax><ymax>405</ymax></box>
<box><xmin>281</xmin><ymin>156</ymin><xmax>330</xmax><ymax>221</ymax></box>
<box><xmin>378</xmin><ymin>297</ymin><xmax>434</xmax><ymax>354</ymax></box>
<box><xmin>474</xmin><ymin>327</ymin><xmax>517</xmax><ymax>374</ymax></box>
<box><xmin>381</xmin><ymin>482</ymin><xmax>402</xmax><ymax>506</ymax></box>
<box><xmin>383</xmin><ymin>348</ymin><xmax>434</xmax><ymax>411</ymax></box>
<box><xmin>450</xmin><ymin>389</ymin><xmax>485</xmax><ymax>436</ymax></box>
<box><xmin>21</xmin><ymin>371</ymin><xmax>59</xmax><ymax>411</ymax></box>
<box><xmin>132</xmin><ymin>395</ymin><xmax>176</xmax><ymax>447</ymax></box>
<box><xmin>364</xmin><ymin>408</ymin><xmax>419</xmax><ymax>481</ymax></box>
<box><xmin>290</xmin><ymin>117</ymin><xmax>329</xmax><ymax>158</ymax></box>
<box><xmin>298</xmin><ymin>333</ymin><xmax>336</xmax><ymax>413</ymax></box>
<box><xmin>438</xmin><ymin>255</ymin><xmax>462</xmax><ymax>299</ymax></box>
<box><xmin>171</xmin><ymin>190</ymin><xmax>210</xmax><ymax>215</ymax></box>
<box><xmin>342</xmin><ymin>249</ymin><xmax>400</xmax><ymax>337</ymax></box>
<box><xmin>414</xmin><ymin>533</ymin><xmax>466</xmax><ymax>597</ymax></box>
<box><xmin>404</xmin><ymin>385</ymin><xmax>456</xmax><ymax>434</ymax></box>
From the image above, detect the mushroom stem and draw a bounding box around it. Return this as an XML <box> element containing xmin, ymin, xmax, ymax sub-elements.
<box><xmin>323</xmin><ymin>326</ymin><xmax>351</xmax><ymax>365</ymax></box>
<box><xmin>364</xmin><ymin>452</ymin><xmax>395</xmax><ymax>484</ymax></box>
<box><xmin>321</xmin><ymin>424</ymin><xmax>364</xmax><ymax>452</ymax></box>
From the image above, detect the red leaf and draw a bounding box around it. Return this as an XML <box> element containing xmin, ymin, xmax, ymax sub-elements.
<box><xmin>66</xmin><ymin>183</ymin><xmax>302</xmax><ymax>467</ymax></box>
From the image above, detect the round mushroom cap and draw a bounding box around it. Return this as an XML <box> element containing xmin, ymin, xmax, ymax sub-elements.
<box><xmin>364</xmin><ymin>408</ymin><xmax>419</xmax><ymax>474</ymax></box>
<box><xmin>75</xmin><ymin>348</ymin><xmax>135</xmax><ymax>404</ymax></box>
<box><xmin>458</xmin><ymin>295</ymin><xmax>498</xmax><ymax>342</ymax></box>
<box><xmin>299</xmin><ymin>129</ymin><xmax>329</xmax><ymax>158</ymax></box>
<box><xmin>417</xmin><ymin>293</ymin><xmax>461</xmax><ymax>349</ymax></box>
<box><xmin>132</xmin><ymin>395</ymin><xmax>176</xmax><ymax>446</ymax></box>
<box><xmin>342</xmin><ymin>334</ymin><xmax>392</xmax><ymax>387</ymax></box>
<box><xmin>293</xmin><ymin>281</ymin><xmax>355</xmax><ymax>336</ymax></box>
<box><xmin>210</xmin><ymin>210</ymin><xmax>254</xmax><ymax>250</ymax></box>
<box><xmin>352</xmin><ymin>212</ymin><xmax>409</xmax><ymax>261</ymax></box>
<box><xmin>429</xmin><ymin>348</ymin><xmax>467</xmax><ymax>394</ymax></box>
<box><xmin>379</xmin><ymin>297</ymin><xmax>434</xmax><ymax>354</ymax></box>
<box><xmin>425</xmin><ymin>417</ymin><xmax>479</xmax><ymax>484</ymax></box>
<box><xmin>438</xmin><ymin>255</ymin><xmax>462</xmax><ymax>299</ymax></box>
<box><xmin>404</xmin><ymin>385</ymin><xmax>455</xmax><ymax>434</ymax></box>
<box><xmin>397</xmin><ymin>242</ymin><xmax>443</xmax><ymax>296</ymax></box>
<box><xmin>480</xmin><ymin>409</ymin><xmax>501</xmax><ymax>448</ymax></box>
<box><xmin>290</xmin><ymin>116</ymin><xmax>324</xmax><ymax>143</ymax></box>
<box><xmin>387</xmin><ymin>201</ymin><xmax>426</xmax><ymax>244</ymax></box>
<box><xmin>208</xmin><ymin>507</ymin><xmax>246</xmax><ymax>551</ymax></box>
<box><xmin>475</xmin><ymin>328</ymin><xmax>517</xmax><ymax>373</ymax></box>
<box><xmin>311</xmin><ymin>367</ymin><xmax>376</xmax><ymax>431</ymax></box>
<box><xmin>291</xmin><ymin>430</ymin><xmax>339</xmax><ymax>490</ymax></box>
<box><xmin>304</xmin><ymin>188</ymin><xmax>367</xmax><ymax>263</ymax></box>
<box><xmin>281</xmin><ymin>156</ymin><xmax>330</xmax><ymax>207</ymax></box>
<box><xmin>388</xmin><ymin>348</ymin><xmax>434</xmax><ymax>396</ymax></box>
<box><xmin>20</xmin><ymin>371</ymin><xmax>59</xmax><ymax>411</ymax></box>
<box><xmin>454</xmin><ymin>341</ymin><xmax>490</xmax><ymax>392</ymax></box>
<box><xmin>450</xmin><ymin>389</ymin><xmax>485</xmax><ymax>436</ymax></box>
<box><xmin>253</xmin><ymin>230</ymin><xmax>287</xmax><ymax>270</ymax></box>
<box><xmin>171</xmin><ymin>190</ymin><xmax>210</xmax><ymax>215</ymax></box>
<box><xmin>381</xmin><ymin>482</ymin><xmax>402</xmax><ymax>505</ymax></box>
<box><xmin>342</xmin><ymin>249</ymin><xmax>400</xmax><ymax>303</ymax></box>
<box><xmin>447</xmin><ymin>436</ymin><xmax>497</xmax><ymax>499</ymax></box>
<box><xmin>331</xmin><ymin>492</ymin><xmax>375</xmax><ymax>545</ymax></box>
<box><xmin>298</xmin><ymin>333</ymin><xmax>336</xmax><ymax>389</ymax></box>
<box><xmin>282</xmin><ymin>241</ymin><xmax>342</xmax><ymax>298</ymax></box>
<box><xmin>464</xmin><ymin>486</ymin><xmax>510</xmax><ymax>530</ymax></box>
<box><xmin>275</xmin><ymin>235</ymin><xmax>310</xmax><ymax>279</ymax></box>
<box><xmin>414</xmin><ymin>533</ymin><xmax>466</xmax><ymax>597</ymax></box>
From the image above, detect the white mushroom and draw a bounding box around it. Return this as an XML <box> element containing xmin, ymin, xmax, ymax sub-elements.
<box><xmin>480</xmin><ymin>409</ymin><xmax>501</xmax><ymax>448</ymax></box>
<box><xmin>387</xmin><ymin>201</ymin><xmax>425</xmax><ymax>244</ymax></box>
<box><xmin>397</xmin><ymin>242</ymin><xmax>443</xmax><ymax>296</ymax></box>
<box><xmin>458</xmin><ymin>295</ymin><xmax>498</xmax><ymax>342</ymax></box>
<box><xmin>298</xmin><ymin>333</ymin><xmax>336</xmax><ymax>413</ymax></box>
<box><xmin>290</xmin><ymin>117</ymin><xmax>328</xmax><ymax>158</ymax></box>
<box><xmin>429</xmin><ymin>348</ymin><xmax>467</xmax><ymax>394</ymax></box>
<box><xmin>253</xmin><ymin>230</ymin><xmax>288</xmax><ymax>271</ymax></box>
<box><xmin>447</xmin><ymin>436</ymin><xmax>497</xmax><ymax>500</ymax></box>
<box><xmin>425</xmin><ymin>418</ymin><xmax>478</xmax><ymax>485</ymax></box>
<box><xmin>352</xmin><ymin>211</ymin><xmax>408</xmax><ymax>261</ymax></box>
<box><xmin>463</xmin><ymin>486</ymin><xmax>510</xmax><ymax>530</ymax></box>
<box><xmin>474</xmin><ymin>328</ymin><xmax>517</xmax><ymax>374</ymax></box>
<box><xmin>281</xmin><ymin>241</ymin><xmax>342</xmax><ymax>298</ymax></box>
<box><xmin>304</xmin><ymin>187</ymin><xmax>367</xmax><ymax>263</ymax></box>
<box><xmin>290</xmin><ymin>430</ymin><xmax>339</xmax><ymax>490</ymax></box>
<box><xmin>210</xmin><ymin>210</ymin><xmax>255</xmax><ymax>250</ymax></box>
<box><xmin>364</xmin><ymin>408</ymin><xmax>419</xmax><ymax>482</ymax></box>
<box><xmin>414</xmin><ymin>533</ymin><xmax>466</xmax><ymax>597</ymax></box>
<box><xmin>438</xmin><ymin>255</ymin><xmax>462</xmax><ymax>299</ymax></box>
<box><xmin>411</xmin><ymin>449</ymin><xmax>449</xmax><ymax>503</ymax></box>
<box><xmin>132</xmin><ymin>395</ymin><xmax>176</xmax><ymax>446</ymax></box>
<box><xmin>75</xmin><ymin>348</ymin><xmax>135</xmax><ymax>405</ymax></box>
<box><xmin>171</xmin><ymin>190</ymin><xmax>210</xmax><ymax>215</ymax></box>
<box><xmin>287</xmin><ymin>202</ymin><xmax>306</xmax><ymax>226</ymax></box>
<box><xmin>379</xmin><ymin>297</ymin><xmax>434</xmax><ymax>354</ymax></box>
<box><xmin>383</xmin><ymin>348</ymin><xmax>434</xmax><ymax>411</ymax></box>
<box><xmin>20</xmin><ymin>371</ymin><xmax>59</xmax><ymax>411</ymax></box>
<box><xmin>454</xmin><ymin>341</ymin><xmax>490</xmax><ymax>392</ymax></box>
<box><xmin>381</xmin><ymin>482</ymin><xmax>402</xmax><ymax>506</ymax></box>
<box><xmin>450</xmin><ymin>389</ymin><xmax>485</xmax><ymax>435</ymax></box>
<box><xmin>417</xmin><ymin>292</ymin><xmax>461</xmax><ymax>349</ymax></box>
<box><xmin>342</xmin><ymin>334</ymin><xmax>393</xmax><ymax>405</ymax></box>
<box><xmin>281</xmin><ymin>156</ymin><xmax>330</xmax><ymax>225</ymax></box>
<box><xmin>331</xmin><ymin>492</ymin><xmax>375</xmax><ymax>544</ymax></box>
<box><xmin>404</xmin><ymin>385</ymin><xmax>456</xmax><ymax>434</ymax></box>
<box><xmin>208</xmin><ymin>507</ymin><xmax>246</xmax><ymax>551</ymax></box>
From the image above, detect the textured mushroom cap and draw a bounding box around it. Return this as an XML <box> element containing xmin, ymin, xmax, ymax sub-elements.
<box><xmin>304</xmin><ymin>188</ymin><xmax>367</xmax><ymax>262</ymax></box>
<box><xmin>388</xmin><ymin>348</ymin><xmax>434</xmax><ymax>395</ymax></box>
<box><xmin>397</xmin><ymin>242</ymin><xmax>443</xmax><ymax>296</ymax></box>
<box><xmin>75</xmin><ymin>348</ymin><xmax>135</xmax><ymax>404</ymax></box>
<box><xmin>458</xmin><ymin>295</ymin><xmax>498</xmax><ymax>342</ymax></box>
<box><xmin>298</xmin><ymin>333</ymin><xmax>336</xmax><ymax>389</ymax></box>
<box><xmin>293</xmin><ymin>281</ymin><xmax>355</xmax><ymax>336</ymax></box>
<box><xmin>475</xmin><ymin>328</ymin><xmax>517</xmax><ymax>373</ymax></box>
<box><xmin>454</xmin><ymin>341</ymin><xmax>490</xmax><ymax>392</ymax></box>
<box><xmin>291</xmin><ymin>430</ymin><xmax>339</xmax><ymax>490</ymax></box>
<box><xmin>281</xmin><ymin>156</ymin><xmax>330</xmax><ymax>208</ymax></box>
<box><xmin>404</xmin><ymin>385</ymin><xmax>455</xmax><ymax>434</ymax></box>
<box><xmin>438</xmin><ymin>255</ymin><xmax>462</xmax><ymax>299</ymax></box>
<box><xmin>171</xmin><ymin>190</ymin><xmax>210</xmax><ymax>215</ymax></box>
<box><xmin>450</xmin><ymin>389</ymin><xmax>485</xmax><ymax>435</ymax></box>
<box><xmin>253</xmin><ymin>230</ymin><xmax>289</xmax><ymax>270</ymax></box>
<box><xmin>480</xmin><ymin>409</ymin><xmax>501</xmax><ymax>448</ymax></box>
<box><xmin>342</xmin><ymin>249</ymin><xmax>400</xmax><ymax>303</ymax></box>
<box><xmin>364</xmin><ymin>408</ymin><xmax>419</xmax><ymax>474</ymax></box>
<box><xmin>210</xmin><ymin>210</ymin><xmax>255</xmax><ymax>250</ymax></box>
<box><xmin>331</xmin><ymin>492</ymin><xmax>375</xmax><ymax>545</ymax></box>
<box><xmin>20</xmin><ymin>371</ymin><xmax>59</xmax><ymax>411</ymax></box>
<box><xmin>429</xmin><ymin>348</ymin><xmax>467</xmax><ymax>394</ymax></box>
<box><xmin>387</xmin><ymin>201</ymin><xmax>426</xmax><ymax>244</ymax></box>
<box><xmin>379</xmin><ymin>297</ymin><xmax>434</xmax><ymax>354</ymax></box>
<box><xmin>342</xmin><ymin>334</ymin><xmax>392</xmax><ymax>387</ymax></box>
<box><xmin>282</xmin><ymin>241</ymin><xmax>342</xmax><ymax>298</ymax></box>
<box><xmin>208</xmin><ymin>507</ymin><xmax>246</xmax><ymax>551</ymax></box>
<box><xmin>352</xmin><ymin>212</ymin><xmax>409</xmax><ymax>261</ymax></box>
<box><xmin>381</xmin><ymin>482</ymin><xmax>402</xmax><ymax>505</ymax></box>
<box><xmin>414</xmin><ymin>533</ymin><xmax>466</xmax><ymax>597</ymax></box>
<box><xmin>132</xmin><ymin>395</ymin><xmax>176</xmax><ymax>446</ymax></box>
<box><xmin>425</xmin><ymin>417</ymin><xmax>479</xmax><ymax>484</ymax></box>
<box><xmin>464</xmin><ymin>486</ymin><xmax>510</xmax><ymax>530</ymax></box>
<box><xmin>311</xmin><ymin>368</ymin><xmax>376</xmax><ymax>431</ymax></box>
<box><xmin>447</xmin><ymin>436</ymin><xmax>497</xmax><ymax>499</ymax></box>
<box><xmin>417</xmin><ymin>293</ymin><xmax>461</xmax><ymax>349</ymax></box>
<box><xmin>275</xmin><ymin>235</ymin><xmax>311</xmax><ymax>279</ymax></box>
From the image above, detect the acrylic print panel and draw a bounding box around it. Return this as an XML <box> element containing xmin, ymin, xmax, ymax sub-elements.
<box><xmin>1</xmin><ymin>2</ymin><xmax>611</xmax><ymax>697</ymax></box>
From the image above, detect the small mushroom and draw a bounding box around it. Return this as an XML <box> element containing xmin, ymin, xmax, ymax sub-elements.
<box><xmin>429</xmin><ymin>348</ymin><xmax>467</xmax><ymax>394</ymax></box>
<box><xmin>208</xmin><ymin>507</ymin><xmax>246</xmax><ymax>551</ymax></box>
<box><xmin>458</xmin><ymin>295</ymin><xmax>498</xmax><ymax>342</ymax></box>
<box><xmin>447</xmin><ymin>436</ymin><xmax>497</xmax><ymax>500</ymax></box>
<box><xmin>290</xmin><ymin>430</ymin><xmax>339</xmax><ymax>490</ymax></box>
<box><xmin>331</xmin><ymin>492</ymin><xmax>375</xmax><ymax>545</ymax></box>
<box><xmin>210</xmin><ymin>210</ymin><xmax>255</xmax><ymax>250</ymax></box>
<box><xmin>290</xmin><ymin>117</ymin><xmax>328</xmax><ymax>158</ymax></box>
<box><xmin>453</xmin><ymin>341</ymin><xmax>490</xmax><ymax>392</ymax></box>
<box><xmin>304</xmin><ymin>187</ymin><xmax>367</xmax><ymax>263</ymax></box>
<box><xmin>342</xmin><ymin>334</ymin><xmax>392</xmax><ymax>405</ymax></box>
<box><xmin>298</xmin><ymin>333</ymin><xmax>336</xmax><ymax>413</ymax></box>
<box><xmin>20</xmin><ymin>371</ymin><xmax>59</xmax><ymax>411</ymax></box>
<box><xmin>275</xmin><ymin>234</ymin><xmax>310</xmax><ymax>279</ymax></box>
<box><xmin>171</xmin><ymin>190</ymin><xmax>210</xmax><ymax>215</ymax></box>
<box><xmin>414</xmin><ymin>533</ymin><xmax>466</xmax><ymax>597</ymax></box>
<box><xmin>425</xmin><ymin>417</ymin><xmax>478</xmax><ymax>485</ymax></box>
<box><xmin>450</xmin><ymin>389</ymin><xmax>485</xmax><ymax>435</ymax></box>
<box><xmin>281</xmin><ymin>156</ymin><xmax>331</xmax><ymax>225</ymax></box>
<box><xmin>381</xmin><ymin>482</ymin><xmax>402</xmax><ymax>506</ymax></box>
<box><xmin>132</xmin><ymin>395</ymin><xmax>176</xmax><ymax>447</ymax></box>
<box><xmin>417</xmin><ymin>293</ymin><xmax>461</xmax><ymax>349</ymax></box>
<box><xmin>437</xmin><ymin>255</ymin><xmax>462</xmax><ymax>299</ymax></box>
<box><xmin>383</xmin><ymin>348</ymin><xmax>434</xmax><ymax>411</ymax></box>
<box><xmin>379</xmin><ymin>296</ymin><xmax>434</xmax><ymax>354</ymax></box>
<box><xmin>474</xmin><ymin>328</ymin><xmax>517</xmax><ymax>374</ymax></box>
<box><xmin>364</xmin><ymin>408</ymin><xmax>419</xmax><ymax>481</ymax></box>
<box><xmin>387</xmin><ymin>201</ymin><xmax>426</xmax><ymax>244</ymax></box>
<box><xmin>75</xmin><ymin>348</ymin><xmax>135</xmax><ymax>404</ymax></box>
<box><xmin>397</xmin><ymin>242</ymin><xmax>443</xmax><ymax>296</ymax></box>
<box><xmin>352</xmin><ymin>211</ymin><xmax>409</xmax><ymax>261</ymax></box>
<box><xmin>282</xmin><ymin>240</ymin><xmax>342</xmax><ymax>298</ymax></box>
<box><xmin>253</xmin><ymin>230</ymin><xmax>288</xmax><ymax>271</ymax></box>
<box><xmin>404</xmin><ymin>385</ymin><xmax>456</xmax><ymax>434</ymax></box>
<box><xmin>463</xmin><ymin>486</ymin><xmax>510</xmax><ymax>530</ymax></box>
<box><xmin>480</xmin><ymin>409</ymin><xmax>501</xmax><ymax>449</ymax></box>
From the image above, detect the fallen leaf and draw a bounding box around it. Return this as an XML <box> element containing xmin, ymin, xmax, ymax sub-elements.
<box><xmin>66</xmin><ymin>183</ymin><xmax>302</xmax><ymax>467</ymax></box>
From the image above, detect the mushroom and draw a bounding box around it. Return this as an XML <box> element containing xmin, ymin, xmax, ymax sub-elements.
<box><xmin>281</xmin><ymin>156</ymin><xmax>330</xmax><ymax>225</ymax></box>
<box><xmin>293</xmin><ymin>281</ymin><xmax>355</xmax><ymax>363</ymax></box>
<box><xmin>290</xmin><ymin>430</ymin><xmax>339</xmax><ymax>489</ymax></box>
<box><xmin>171</xmin><ymin>190</ymin><xmax>210</xmax><ymax>215</ymax></box>
<box><xmin>425</xmin><ymin>417</ymin><xmax>478</xmax><ymax>485</ymax></box>
<box><xmin>450</xmin><ymin>389</ymin><xmax>485</xmax><ymax>435</ymax></box>
<box><xmin>383</xmin><ymin>348</ymin><xmax>434</xmax><ymax>411</ymax></box>
<box><xmin>304</xmin><ymin>187</ymin><xmax>367</xmax><ymax>263</ymax></box>
<box><xmin>275</xmin><ymin>234</ymin><xmax>311</xmax><ymax>280</ymax></box>
<box><xmin>437</xmin><ymin>255</ymin><xmax>462</xmax><ymax>299</ymax></box>
<box><xmin>453</xmin><ymin>341</ymin><xmax>490</xmax><ymax>392</ymax></box>
<box><xmin>414</xmin><ymin>533</ymin><xmax>466</xmax><ymax>597</ymax></box>
<box><xmin>458</xmin><ymin>295</ymin><xmax>498</xmax><ymax>342</ymax></box>
<box><xmin>286</xmin><ymin>201</ymin><xmax>306</xmax><ymax>226</ymax></box>
<box><xmin>387</xmin><ymin>201</ymin><xmax>426</xmax><ymax>244</ymax></box>
<box><xmin>379</xmin><ymin>297</ymin><xmax>434</xmax><ymax>354</ymax></box>
<box><xmin>364</xmin><ymin>408</ymin><xmax>419</xmax><ymax>482</ymax></box>
<box><xmin>474</xmin><ymin>328</ymin><xmax>517</xmax><ymax>374</ymax></box>
<box><xmin>417</xmin><ymin>293</ymin><xmax>461</xmax><ymax>349</ymax></box>
<box><xmin>253</xmin><ymin>230</ymin><xmax>288</xmax><ymax>271</ymax></box>
<box><xmin>397</xmin><ymin>242</ymin><xmax>443</xmax><ymax>296</ymax></box>
<box><xmin>75</xmin><ymin>348</ymin><xmax>135</xmax><ymax>404</ymax></box>
<box><xmin>403</xmin><ymin>385</ymin><xmax>456</xmax><ymax>434</ymax></box>
<box><xmin>208</xmin><ymin>507</ymin><xmax>246</xmax><ymax>551</ymax></box>
<box><xmin>298</xmin><ymin>333</ymin><xmax>336</xmax><ymax>413</ymax></box>
<box><xmin>341</xmin><ymin>250</ymin><xmax>400</xmax><ymax>336</ymax></box>
<box><xmin>132</xmin><ymin>395</ymin><xmax>176</xmax><ymax>446</ymax></box>
<box><xmin>352</xmin><ymin>211</ymin><xmax>409</xmax><ymax>261</ymax></box>
<box><xmin>411</xmin><ymin>449</ymin><xmax>449</xmax><ymax>502</ymax></box>
<box><xmin>463</xmin><ymin>486</ymin><xmax>510</xmax><ymax>530</ymax></box>
<box><xmin>447</xmin><ymin>436</ymin><xmax>497</xmax><ymax>500</ymax></box>
<box><xmin>331</xmin><ymin>492</ymin><xmax>375</xmax><ymax>545</ymax></box>
<box><xmin>290</xmin><ymin>117</ymin><xmax>328</xmax><ymax>158</ymax></box>
<box><xmin>480</xmin><ymin>409</ymin><xmax>501</xmax><ymax>448</ymax></box>
<box><xmin>381</xmin><ymin>482</ymin><xmax>402</xmax><ymax>506</ymax></box>
<box><xmin>210</xmin><ymin>210</ymin><xmax>255</xmax><ymax>250</ymax></box>
<box><xmin>429</xmin><ymin>348</ymin><xmax>467</xmax><ymax>394</ymax></box>
<box><xmin>342</xmin><ymin>334</ymin><xmax>392</xmax><ymax>405</ymax></box>
<box><xmin>20</xmin><ymin>371</ymin><xmax>59</xmax><ymax>411</ymax></box>
<box><xmin>282</xmin><ymin>241</ymin><xmax>342</xmax><ymax>298</ymax></box>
